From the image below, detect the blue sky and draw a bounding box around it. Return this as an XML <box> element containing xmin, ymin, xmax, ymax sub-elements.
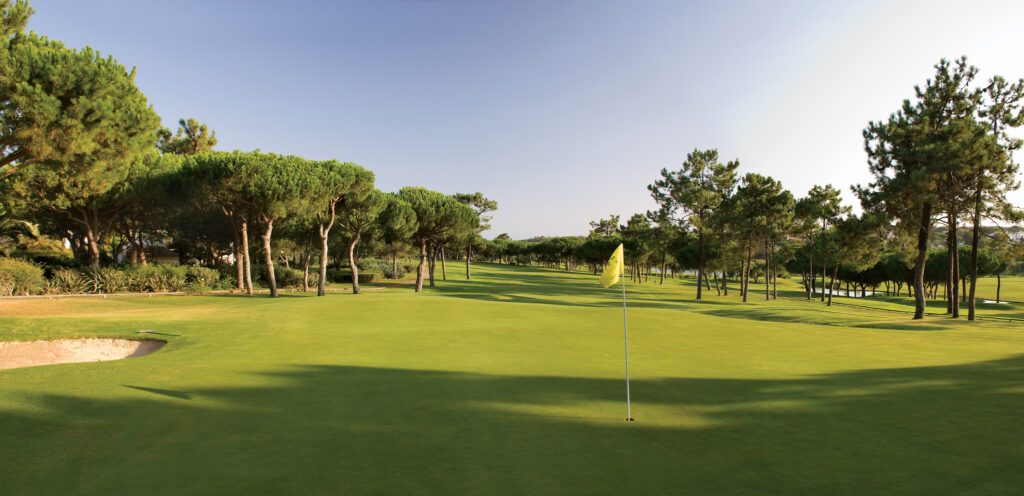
<box><xmin>29</xmin><ymin>0</ymin><xmax>1024</xmax><ymax>238</ymax></box>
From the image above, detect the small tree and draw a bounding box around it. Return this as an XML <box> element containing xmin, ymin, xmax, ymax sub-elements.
<box><xmin>454</xmin><ymin>192</ymin><xmax>497</xmax><ymax>279</ymax></box>
<box><xmin>857</xmin><ymin>58</ymin><xmax>983</xmax><ymax>319</ymax></box>
<box><xmin>377</xmin><ymin>193</ymin><xmax>416</xmax><ymax>278</ymax></box>
<box><xmin>649</xmin><ymin>149</ymin><xmax>738</xmax><ymax>299</ymax></box>
<box><xmin>397</xmin><ymin>187</ymin><xmax>478</xmax><ymax>292</ymax></box>
<box><xmin>336</xmin><ymin>188</ymin><xmax>386</xmax><ymax>294</ymax></box>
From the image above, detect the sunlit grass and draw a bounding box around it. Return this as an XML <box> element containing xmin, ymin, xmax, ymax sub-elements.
<box><xmin>1</xmin><ymin>263</ymin><xmax>1022</xmax><ymax>495</ymax></box>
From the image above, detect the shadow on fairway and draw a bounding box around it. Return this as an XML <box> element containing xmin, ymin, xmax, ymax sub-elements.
<box><xmin>3</xmin><ymin>356</ymin><xmax>1023</xmax><ymax>495</ymax></box>
<box><xmin>430</xmin><ymin>265</ymin><xmax>958</xmax><ymax>331</ymax></box>
<box><xmin>124</xmin><ymin>385</ymin><xmax>192</xmax><ymax>400</ymax></box>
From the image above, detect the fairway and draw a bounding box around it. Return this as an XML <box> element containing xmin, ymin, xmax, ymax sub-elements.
<box><xmin>2</xmin><ymin>263</ymin><xmax>1024</xmax><ymax>495</ymax></box>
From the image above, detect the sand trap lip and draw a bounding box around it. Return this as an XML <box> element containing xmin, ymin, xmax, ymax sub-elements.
<box><xmin>0</xmin><ymin>338</ymin><xmax>165</xmax><ymax>371</ymax></box>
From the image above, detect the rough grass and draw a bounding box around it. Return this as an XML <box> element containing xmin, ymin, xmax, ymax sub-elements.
<box><xmin>1</xmin><ymin>263</ymin><xmax>1023</xmax><ymax>495</ymax></box>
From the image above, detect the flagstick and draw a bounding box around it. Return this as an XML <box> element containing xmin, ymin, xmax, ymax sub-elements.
<box><xmin>621</xmin><ymin>269</ymin><xmax>634</xmax><ymax>422</ymax></box>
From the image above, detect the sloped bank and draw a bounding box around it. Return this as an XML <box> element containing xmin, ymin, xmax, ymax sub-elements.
<box><xmin>0</xmin><ymin>339</ymin><xmax>165</xmax><ymax>371</ymax></box>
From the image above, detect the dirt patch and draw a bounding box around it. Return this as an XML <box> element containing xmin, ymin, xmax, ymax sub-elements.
<box><xmin>0</xmin><ymin>338</ymin><xmax>165</xmax><ymax>371</ymax></box>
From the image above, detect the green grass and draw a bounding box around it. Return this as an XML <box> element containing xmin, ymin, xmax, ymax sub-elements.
<box><xmin>2</xmin><ymin>263</ymin><xmax>1024</xmax><ymax>495</ymax></box>
<box><xmin>973</xmin><ymin>275</ymin><xmax>1024</xmax><ymax>303</ymax></box>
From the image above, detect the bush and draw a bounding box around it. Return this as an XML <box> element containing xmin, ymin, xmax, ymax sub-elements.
<box><xmin>10</xmin><ymin>250</ymin><xmax>80</xmax><ymax>275</ymax></box>
<box><xmin>275</xmin><ymin>267</ymin><xmax>305</xmax><ymax>288</ymax></box>
<box><xmin>216</xmin><ymin>263</ymin><xmax>239</xmax><ymax>286</ymax></box>
<box><xmin>46</xmin><ymin>268</ymin><xmax>89</xmax><ymax>295</ymax></box>
<box><xmin>0</xmin><ymin>257</ymin><xmax>45</xmax><ymax>295</ymax></box>
<box><xmin>123</xmin><ymin>265</ymin><xmax>185</xmax><ymax>292</ymax></box>
<box><xmin>185</xmin><ymin>265</ymin><xmax>220</xmax><ymax>291</ymax></box>
<box><xmin>325</xmin><ymin>268</ymin><xmax>376</xmax><ymax>284</ymax></box>
<box><xmin>88</xmin><ymin>267</ymin><xmax>131</xmax><ymax>294</ymax></box>
<box><xmin>255</xmin><ymin>264</ymin><xmax>314</xmax><ymax>288</ymax></box>
<box><xmin>359</xmin><ymin>259</ymin><xmax>405</xmax><ymax>279</ymax></box>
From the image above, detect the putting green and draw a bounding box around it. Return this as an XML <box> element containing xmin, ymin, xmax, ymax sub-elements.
<box><xmin>1</xmin><ymin>263</ymin><xmax>1022</xmax><ymax>495</ymax></box>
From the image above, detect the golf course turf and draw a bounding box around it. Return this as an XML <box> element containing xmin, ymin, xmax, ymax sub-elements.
<box><xmin>2</xmin><ymin>263</ymin><xmax>1023</xmax><ymax>495</ymax></box>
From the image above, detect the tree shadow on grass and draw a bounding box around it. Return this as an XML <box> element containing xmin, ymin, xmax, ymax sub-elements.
<box><xmin>431</xmin><ymin>266</ymin><xmax>959</xmax><ymax>331</ymax></box>
<box><xmin>3</xmin><ymin>356</ymin><xmax>1023</xmax><ymax>495</ymax></box>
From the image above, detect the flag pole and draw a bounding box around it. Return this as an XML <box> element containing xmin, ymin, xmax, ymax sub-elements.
<box><xmin>621</xmin><ymin>265</ymin><xmax>633</xmax><ymax>422</ymax></box>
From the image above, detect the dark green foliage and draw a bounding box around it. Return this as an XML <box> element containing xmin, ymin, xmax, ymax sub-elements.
<box><xmin>0</xmin><ymin>6</ymin><xmax>160</xmax><ymax>178</ymax></box>
<box><xmin>576</xmin><ymin>236</ymin><xmax>623</xmax><ymax>273</ymax></box>
<box><xmin>324</xmin><ymin>268</ymin><xmax>376</xmax><ymax>284</ymax></box>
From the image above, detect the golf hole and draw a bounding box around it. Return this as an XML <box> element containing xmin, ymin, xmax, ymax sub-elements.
<box><xmin>0</xmin><ymin>338</ymin><xmax>165</xmax><ymax>371</ymax></box>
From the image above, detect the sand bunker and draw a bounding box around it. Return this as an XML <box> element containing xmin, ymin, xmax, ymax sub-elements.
<box><xmin>0</xmin><ymin>338</ymin><xmax>165</xmax><ymax>371</ymax></box>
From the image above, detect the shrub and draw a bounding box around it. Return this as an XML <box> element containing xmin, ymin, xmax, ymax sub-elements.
<box><xmin>0</xmin><ymin>257</ymin><xmax>45</xmax><ymax>295</ymax></box>
<box><xmin>184</xmin><ymin>265</ymin><xmax>220</xmax><ymax>292</ymax></box>
<box><xmin>255</xmin><ymin>264</ymin><xmax>308</xmax><ymax>288</ymax></box>
<box><xmin>88</xmin><ymin>267</ymin><xmax>130</xmax><ymax>294</ymax></box>
<box><xmin>10</xmin><ymin>250</ymin><xmax>80</xmax><ymax>275</ymax></box>
<box><xmin>216</xmin><ymin>263</ymin><xmax>239</xmax><ymax>286</ymax></box>
<box><xmin>325</xmin><ymin>268</ymin><xmax>376</xmax><ymax>284</ymax></box>
<box><xmin>123</xmin><ymin>265</ymin><xmax>185</xmax><ymax>292</ymax></box>
<box><xmin>46</xmin><ymin>269</ymin><xmax>89</xmax><ymax>295</ymax></box>
<box><xmin>359</xmin><ymin>259</ymin><xmax>405</xmax><ymax>279</ymax></box>
<box><xmin>277</xmin><ymin>267</ymin><xmax>306</xmax><ymax>288</ymax></box>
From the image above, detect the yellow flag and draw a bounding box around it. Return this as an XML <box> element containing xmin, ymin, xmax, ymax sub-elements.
<box><xmin>599</xmin><ymin>244</ymin><xmax>624</xmax><ymax>288</ymax></box>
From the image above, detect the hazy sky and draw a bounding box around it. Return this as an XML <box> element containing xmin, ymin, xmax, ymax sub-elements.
<box><xmin>29</xmin><ymin>0</ymin><xmax>1024</xmax><ymax>239</ymax></box>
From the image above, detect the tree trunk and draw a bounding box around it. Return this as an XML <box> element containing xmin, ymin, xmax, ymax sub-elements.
<box><xmin>820</xmin><ymin>264</ymin><xmax>826</xmax><ymax>302</ymax></box>
<box><xmin>137</xmin><ymin>231</ymin><xmax>147</xmax><ymax>266</ymax></box>
<box><xmin>317</xmin><ymin>204</ymin><xmax>337</xmax><ymax>297</ymax></box>
<box><xmin>742</xmin><ymin>242</ymin><xmax>751</xmax><ymax>303</ymax></box>
<box><xmin>84</xmin><ymin>223</ymin><xmax>101</xmax><ymax>269</ymax></box>
<box><xmin>946</xmin><ymin>213</ymin><xmax>954</xmax><ymax>314</ymax></box>
<box><xmin>241</xmin><ymin>220</ymin><xmax>253</xmax><ymax>295</ymax></box>
<box><xmin>952</xmin><ymin>229</ymin><xmax>960</xmax><ymax>317</ymax></box>
<box><xmin>349</xmin><ymin>234</ymin><xmax>361</xmax><ymax>294</ymax></box>
<box><xmin>912</xmin><ymin>203</ymin><xmax>932</xmax><ymax>319</ymax></box>
<box><xmin>696</xmin><ymin>231</ymin><xmax>704</xmax><ymax>300</ymax></box>
<box><xmin>302</xmin><ymin>251</ymin><xmax>311</xmax><ymax>292</ymax></box>
<box><xmin>772</xmin><ymin>261</ymin><xmax>777</xmax><ymax>300</ymax></box>
<box><xmin>233</xmin><ymin>221</ymin><xmax>243</xmax><ymax>290</ymax></box>
<box><xmin>660</xmin><ymin>254</ymin><xmax>666</xmax><ymax>285</ymax></box>
<box><xmin>318</xmin><ymin>233</ymin><xmax>330</xmax><ymax>296</ymax></box>
<box><xmin>808</xmin><ymin>258</ymin><xmax>814</xmax><ymax>300</ymax></box>
<box><xmin>440</xmin><ymin>246</ymin><xmax>447</xmax><ymax>280</ymax></box>
<box><xmin>262</xmin><ymin>220</ymin><xmax>277</xmax><ymax>297</ymax></box>
<box><xmin>428</xmin><ymin>245</ymin><xmax>437</xmax><ymax>287</ymax></box>
<box><xmin>723</xmin><ymin>270</ymin><xmax>729</xmax><ymax>296</ymax></box>
<box><xmin>968</xmin><ymin>189</ymin><xmax>982</xmax><ymax>320</ymax></box>
<box><xmin>997</xmin><ymin>273</ymin><xmax>1001</xmax><ymax>303</ymax></box>
<box><xmin>415</xmin><ymin>239</ymin><xmax>427</xmax><ymax>292</ymax></box>
<box><xmin>827</xmin><ymin>263</ymin><xmax>839</xmax><ymax>306</ymax></box>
